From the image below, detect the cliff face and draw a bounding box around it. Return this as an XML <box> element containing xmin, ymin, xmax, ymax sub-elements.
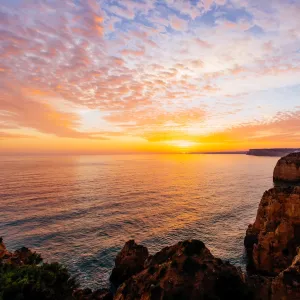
<box><xmin>270</xmin><ymin>247</ymin><xmax>300</xmax><ymax>300</ymax></box>
<box><xmin>245</xmin><ymin>187</ymin><xmax>300</xmax><ymax>275</ymax></box>
<box><xmin>273</xmin><ymin>152</ymin><xmax>300</xmax><ymax>182</ymax></box>
<box><xmin>111</xmin><ymin>239</ymin><xmax>300</xmax><ymax>300</ymax></box>
<box><xmin>110</xmin><ymin>240</ymin><xmax>149</xmax><ymax>288</ymax></box>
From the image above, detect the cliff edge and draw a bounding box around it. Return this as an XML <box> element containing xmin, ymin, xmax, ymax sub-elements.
<box><xmin>245</xmin><ymin>187</ymin><xmax>300</xmax><ymax>275</ymax></box>
<box><xmin>273</xmin><ymin>152</ymin><xmax>300</xmax><ymax>183</ymax></box>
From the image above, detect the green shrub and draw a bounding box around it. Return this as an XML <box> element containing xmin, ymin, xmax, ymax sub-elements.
<box><xmin>0</xmin><ymin>260</ymin><xmax>78</xmax><ymax>300</ymax></box>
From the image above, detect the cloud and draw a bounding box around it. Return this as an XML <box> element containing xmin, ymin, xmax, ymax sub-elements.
<box><xmin>0</xmin><ymin>85</ymin><xmax>107</xmax><ymax>139</ymax></box>
<box><xmin>108</xmin><ymin>5</ymin><xmax>135</xmax><ymax>20</ymax></box>
<box><xmin>120</xmin><ymin>47</ymin><xmax>145</xmax><ymax>57</ymax></box>
<box><xmin>0</xmin><ymin>132</ymin><xmax>35</xmax><ymax>139</ymax></box>
<box><xmin>198</xmin><ymin>110</ymin><xmax>300</xmax><ymax>144</ymax></box>
<box><xmin>170</xmin><ymin>15</ymin><xmax>188</xmax><ymax>31</ymax></box>
<box><xmin>0</xmin><ymin>0</ymin><xmax>299</xmax><ymax>150</ymax></box>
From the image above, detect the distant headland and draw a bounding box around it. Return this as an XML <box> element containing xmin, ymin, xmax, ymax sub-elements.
<box><xmin>246</xmin><ymin>148</ymin><xmax>300</xmax><ymax>157</ymax></box>
<box><xmin>188</xmin><ymin>149</ymin><xmax>300</xmax><ymax>156</ymax></box>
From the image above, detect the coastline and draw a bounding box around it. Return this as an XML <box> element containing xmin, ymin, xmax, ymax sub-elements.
<box><xmin>1</xmin><ymin>153</ymin><xmax>300</xmax><ymax>299</ymax></box>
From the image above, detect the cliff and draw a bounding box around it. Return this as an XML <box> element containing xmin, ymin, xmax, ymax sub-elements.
<box><xmin>2</xmin><ymin>237</ymin><xmax>300</xmax><ymax>299</ymax></box>
<box><xmin>113</xmin><ymin>240</ymin><xmax>252</xmax><ymax>300</ymax></box>
<box><xmin>245</xmin><ymin>187</ymin><xmax>300</xmax><ymax>275</ymax></box>
<box><xmin>273</xmin><ymin>152</ymin><xmax>300</xmax><ymax>182</ymax></box>
<box><xmin>270</xmin><ymin>247</ymin><xmax>300</xmax><ymax>300</ymax></box>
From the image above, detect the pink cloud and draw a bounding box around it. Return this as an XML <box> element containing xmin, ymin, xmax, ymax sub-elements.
<box><xmin>195</xmin><ymin>38</ymin><xmax>212</xmax><ymax>49</ymax></box>
<box><xmin>120</xmin><ymin>47</ymin><xmax>145</xmax><ymax>57</ymax></box>
<box><xmin>170</xmin><ymin>15</ymin><xmax>188</xmax><ymax>31</ymax></box>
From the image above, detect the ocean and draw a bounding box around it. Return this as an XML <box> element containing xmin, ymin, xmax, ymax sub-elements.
<box><xmin>0</xmin><ymin>154</ymin><xmax>278</xmax><ymax>289</ymax></box>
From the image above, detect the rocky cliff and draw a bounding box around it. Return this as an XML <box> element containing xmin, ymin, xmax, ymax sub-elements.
<box><xmin>273</xmin><ymin>152</ymin><xmax>300</xmax><ymax>182</ymax></box>
<box><xmin>111</xmin><ymin>239</ymin><xmax>300</xmax><ymax>300</ymax></box>
<box><xmin>270</xmin><ymin>247</ymin><xmax>300</xmax><ymax>300</ymax></box>
<box><xmin>110</xmin><ymin>240</ymin><xmax>149</xmax><ymax>288</ymax></box>
<box><xmin>113</xmin><ymin>240</ymin><xmax>252</xmax><ymax>300</ymax></box>
<box><xmin>245</xmin><ymin>187</ymin><xmax>300</xmax><ymax>275</ymax></box>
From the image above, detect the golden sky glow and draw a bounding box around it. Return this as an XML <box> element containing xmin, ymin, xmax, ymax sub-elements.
<box><xmin>0</xmin><ymin>0</ymin><xmax>300</xmax><ymax>154</ymax></box>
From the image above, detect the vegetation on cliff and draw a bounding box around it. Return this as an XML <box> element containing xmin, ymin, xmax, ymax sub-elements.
<box><xmin>0</xmin><ymin>238</ymin><xmax>78</xmax><ymax>300</ymax></box>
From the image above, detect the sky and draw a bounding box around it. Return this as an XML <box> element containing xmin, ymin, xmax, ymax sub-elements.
<box><xmin>0</xmin><ymin>0</ymin><xmax>300</xmax><ymax>154</ymax></box>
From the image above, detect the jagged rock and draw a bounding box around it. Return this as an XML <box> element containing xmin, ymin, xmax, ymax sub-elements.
<box><xmin>73</xmin><ymin>288</ymin><xmax>113</xmax><ymax>300</ymax></box>
<box><xmin>245</xmin><ymin>187</ymin><xmax>300</xmax><ymax>275</ymax></box>
<box><xmin>271</xmin><ymin>247</ymin><xmax>300</xmax><ymax>300</ymax></box>
<box><xmin>114</xmin><ymin>240</ymin><xmax>252</xmax><ymax>300</ymax></box>
<box><xmin>0</xmin><ymin>237</ymin><xmax>11</xmax><ymax>260</ymax></box>
<box><xmin>110</xmin><ymin>240</ymin><xmax>149</xmax><ymax>288</ymax></box>
<box><xmin>0</xmin><ymin>238</ymin><xmax>42</xmax><ymax>266</ymax></box>
<box><xmin>273</xmin><ymin>152</ymin><xmax>300</xmax><ymax>183</ymax></box>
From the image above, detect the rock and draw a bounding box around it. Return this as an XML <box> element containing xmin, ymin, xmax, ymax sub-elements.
<box><xmin>73</xmin><ymin>288</ymin><xmax>113</xmax><ymax>300</ymax></box>
<box><xmin>245</xmin><ymin>187</ymin><xmax>300</xmax><ymax>275</ymax></box>
<box><xmin>248</xmin><ymin>275</ymin><xmax>272</xmax><ymax>300</ymax></box>
<box><xmin>0</xmin><ymin>237</ymin><xmax>11</xmax><ymax>260</ymax></box>
<box><xmin>110</xmin><ymin>240</ymin><xmax>149</xmax><ymax>288</ymax></box>
<box><xmin>271</xmin><ymin>247</ymin><xmax>300</xmax><ymax>300</ymax></box>
<box><xmin>273</xmin><ymin>152</ymin><xmax>300</xmax><ymax>183</ymax></box>
<box><xmin>114</xmin><ymin>240</ymin><xmax>252</xmax><ymax>300</ymax></box>
<box><xmin>0</xmin><ymin>238</ymin><xmax>42</xmax><ymax>266</ymax></box>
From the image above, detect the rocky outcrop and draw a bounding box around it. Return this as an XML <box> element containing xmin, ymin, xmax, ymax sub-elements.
<box><xmin>271</xmin><ymin>247</ymin><xmax>300</xmax><ymax>300</ymax></box>
<box><xmin>0</xmin><ymin>237</ymin><xmax>42</xmax><ymax>266</ymax></box>
<box><xmin>114</xmin><ymin>240</ymin><xmax>252</xmax><ymax>300</ymax></box>
<box><xmin>245</xmin><ymin>187</ymin><xmax>300</xmax><ymax>275</ymax></box>
<box><xmin>273</xmin><ymin>152</ymin><xmax>300</xmax><ymax>182</ymax></box>
<box><xmin>110</xmin><ymin>240</ymin><xmax>149</xmax><ymax>288</ymax></box>
<box><xmin>0</xmin><ymin>237</ymin><xmax>10</xmax><ymax>260</ymax></box>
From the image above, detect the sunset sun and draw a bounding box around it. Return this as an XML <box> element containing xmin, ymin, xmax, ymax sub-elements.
<box><xmin>168</xmin><ymin>140</ymin><xmax>198</xmax><ymax>149</ymax></box>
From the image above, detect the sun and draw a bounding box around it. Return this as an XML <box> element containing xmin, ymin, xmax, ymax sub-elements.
<box><xmin>167</xmin><ymin>140</ymin><xmax>197</xmax><ymax>149</ymax></box>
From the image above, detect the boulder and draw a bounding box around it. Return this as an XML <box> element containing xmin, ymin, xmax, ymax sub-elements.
<box><xmin>110</xmin><ymin>240</ymin><xmax>149</xmax><ymax>288</ymax></box>
<box><xmin>245</xmin><ymin>187</ymin><xmax>300</xmax><ymax>275</ymax></box>
<box><xmin>273</xmin><ymin>152</ymin><xmax>300</xmax><ymax>183</ymax></box>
